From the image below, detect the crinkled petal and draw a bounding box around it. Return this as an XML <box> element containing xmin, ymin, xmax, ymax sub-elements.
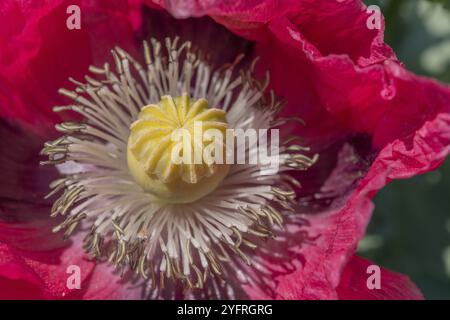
<box><xmin>275</xmin><ymin>254</ymin><xmax>425</xmax><ymax>300</ymax></box>
<box><xmin>273</xmin><ymin>98</ymin><xmax>450</xmax><ymax>299</ymax></box>
<box><xmin>336</xmin><ymin>256</ymin><xmax>423</xmax><ymax>300</ymax></box>
<box><xmin>0</xmin><ymin>0</ymin><xmax>140</xmax><ymax>130</ymax></box>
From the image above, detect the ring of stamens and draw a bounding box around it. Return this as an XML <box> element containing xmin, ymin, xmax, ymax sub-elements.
<box><xmin>41</xmin><ymin>37</ymin><xmax>318</xmax><ymax>295</ymax></box>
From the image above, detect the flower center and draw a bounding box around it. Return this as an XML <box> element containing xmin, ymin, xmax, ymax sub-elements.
<box><xmin>127</xmin><ymin>94</ymin><xmax>230</xmax><ymax>203</ymax></box>
<box><xmin>41</xmin><ymin>38</ymin><xmax>318</xmax><ymax>297</ymax></box>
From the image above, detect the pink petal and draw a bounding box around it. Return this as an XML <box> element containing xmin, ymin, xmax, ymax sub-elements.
<box><xmin>0</xmin><ymin>243</ymin><xmax>45</xmax><ymax>299</ymax></box>
<box><xmin>336</xmin><ymin>256</ymin><xmax>423</xmax><ymax>300</ymax></box>
<box><xmin>0</xmin><ymin>0</ymin><xmax>140</xmax><ymax>130</ymax></box>
<box><xmin>0</xmin><ymin>236</ymin><xmax>140</xmax><ymax>299</ymax></box>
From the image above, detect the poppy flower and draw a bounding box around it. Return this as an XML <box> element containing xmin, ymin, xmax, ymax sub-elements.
<box><xmin>1</xmin><ymin>0</ymin><xmax>448</xmax><ymax>300</ymax></box>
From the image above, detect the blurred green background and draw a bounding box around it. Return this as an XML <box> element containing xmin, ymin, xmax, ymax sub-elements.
<box><xmin>359</xmin><ymin>0</ymin><xmax>450</xmax><ymax>299</ymax></box>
